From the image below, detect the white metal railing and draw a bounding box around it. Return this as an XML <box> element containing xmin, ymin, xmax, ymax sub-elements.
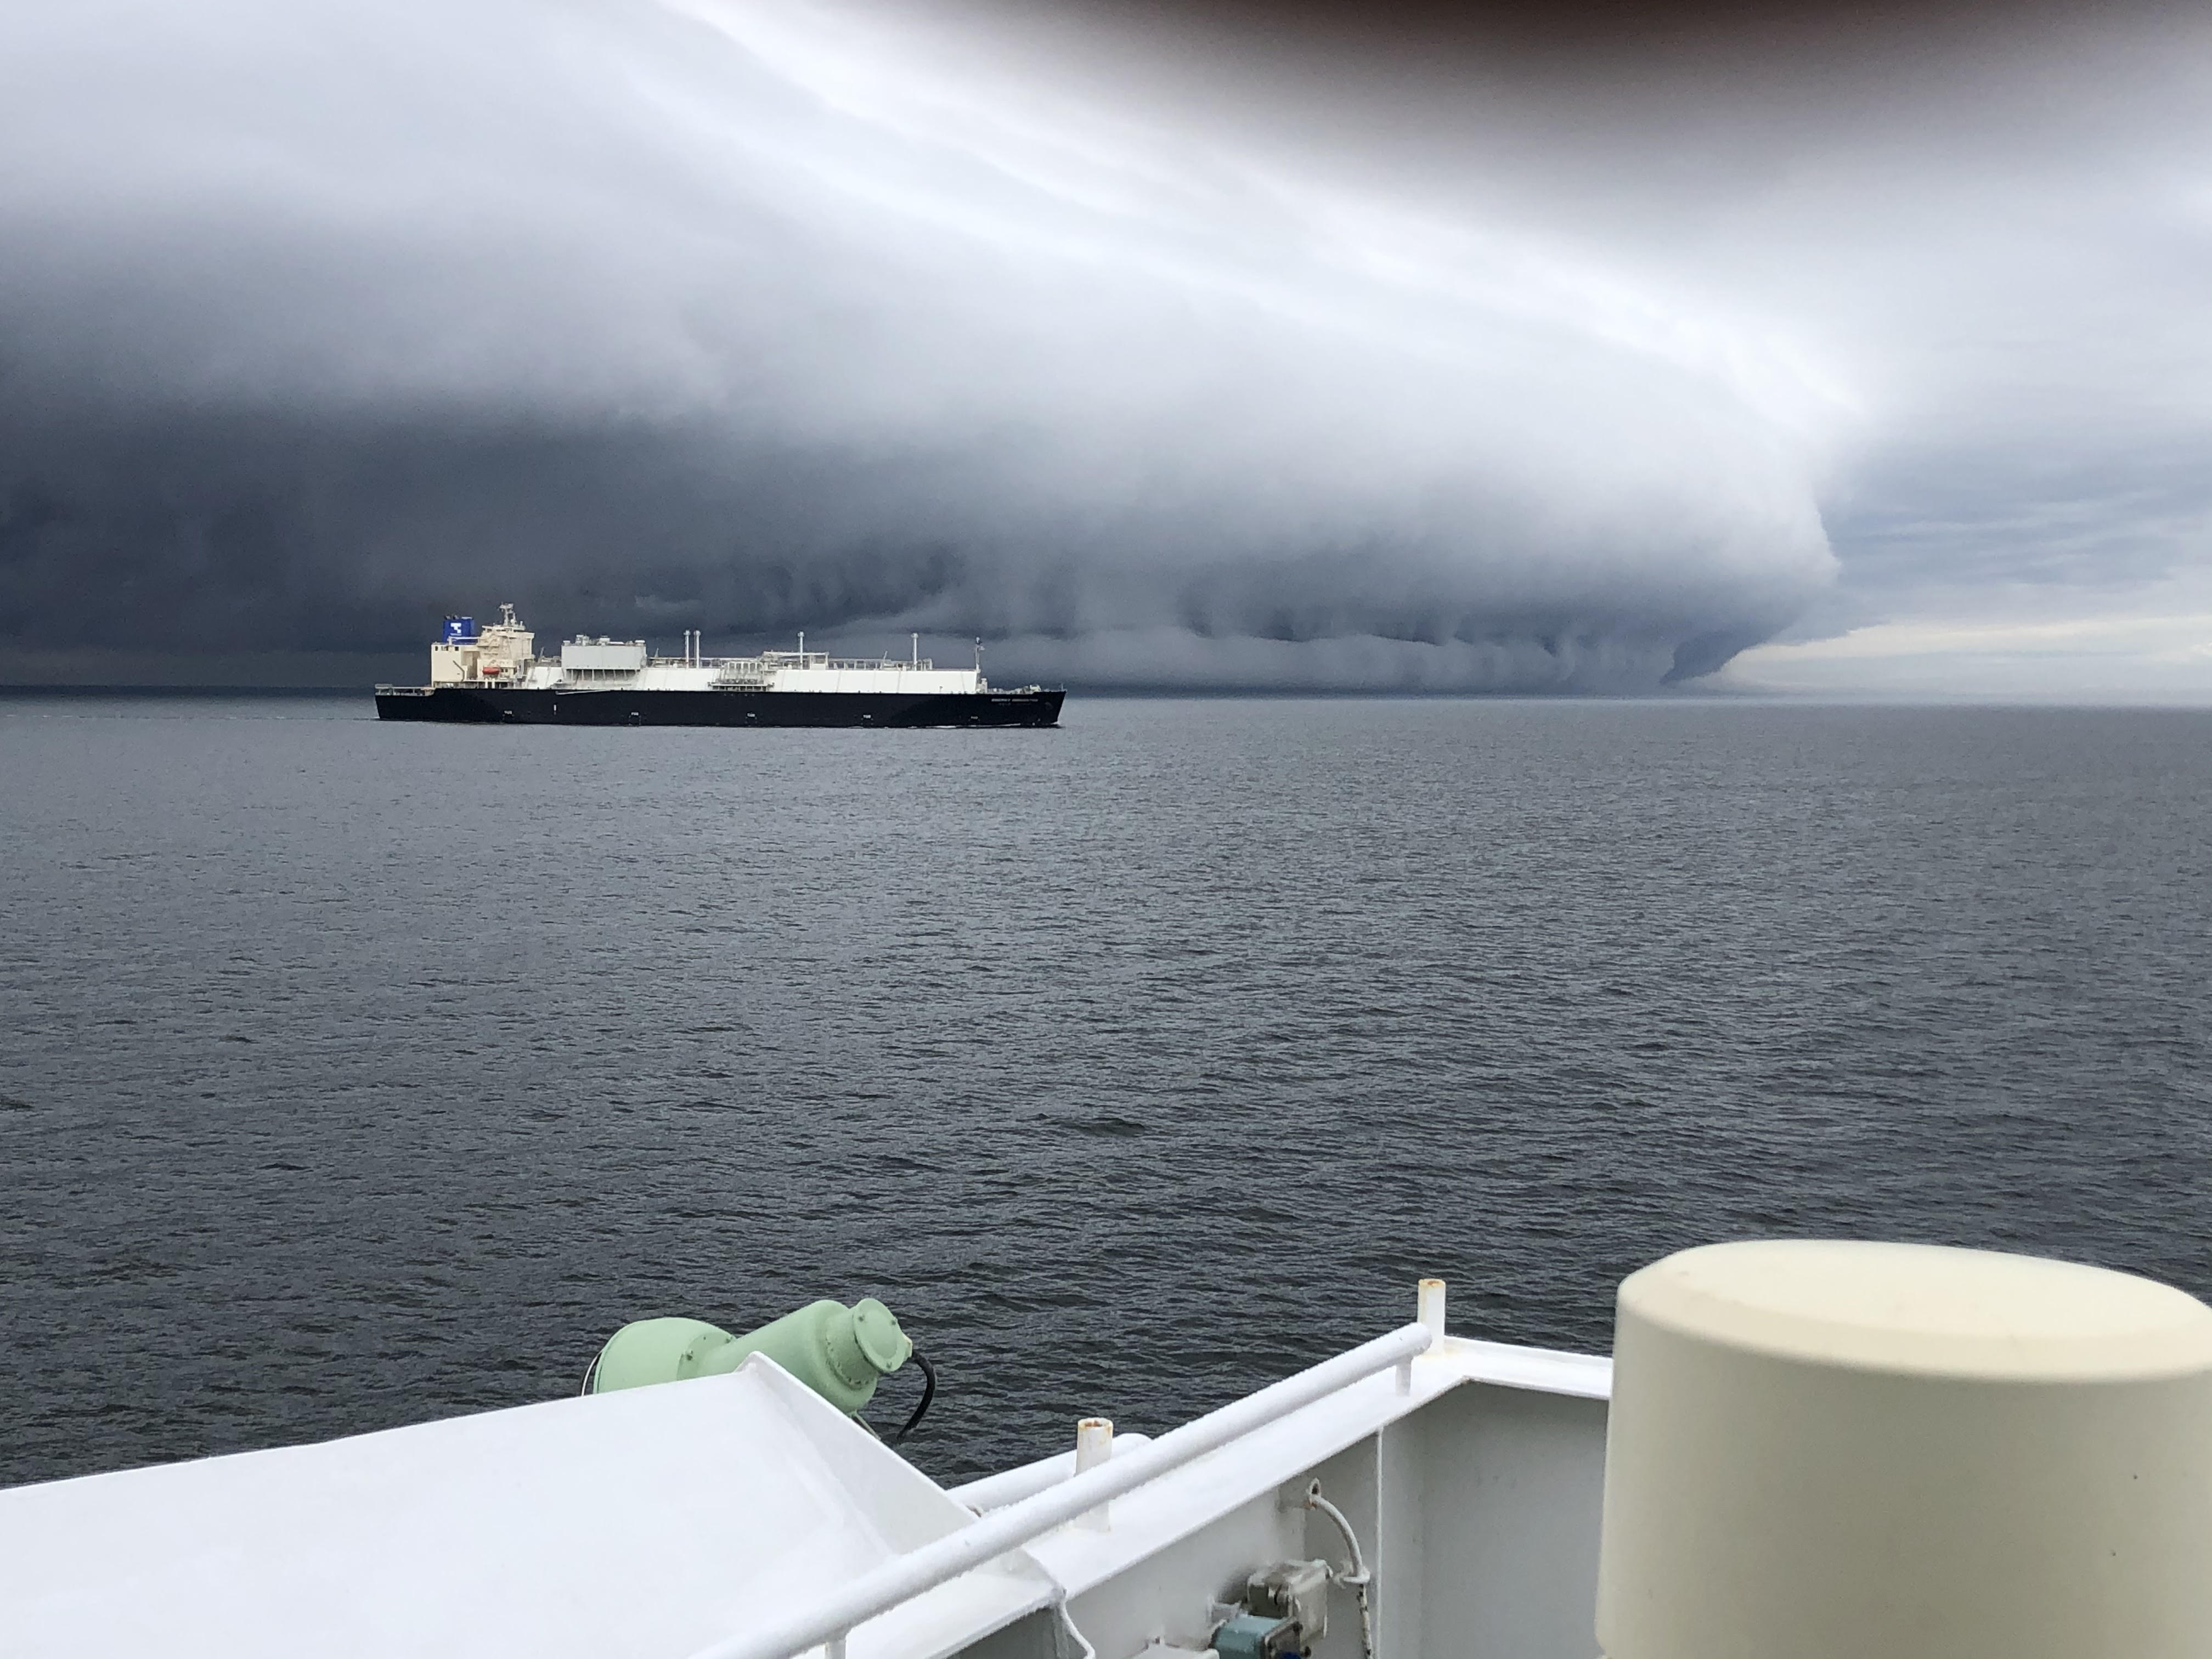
<box><xmin>688</xmin><ymin>1321</ymin><xmax>1436</xmax><ymax>1659</ymax></box>
<box><xmin>949</xmin><ymin>1432</ymin><xmax>1156</xmax><ymax>1514</ymax></box>
<box><xmin>699</xmin><ymin>658</ymin><xmax>942</xmax><ymax>673</ymax></box>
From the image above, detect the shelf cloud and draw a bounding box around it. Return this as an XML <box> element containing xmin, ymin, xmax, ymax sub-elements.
<box><xmin>0</xmin><ymin>0</ymin><xmax>2202</xmax><ymax>690</ymax></box>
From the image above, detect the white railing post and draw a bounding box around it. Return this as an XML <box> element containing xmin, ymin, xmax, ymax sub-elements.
<box><xmin>1074</xmin><ymin>1418</ymin><xmax>1113</xmax><ymax>1532</ymax></box>
<box><xmin>1399</xmin><ymin>1277</ymin><xmax>1446</xmax><ymax>1392</ymax></box>
<box><xmin>1419</xmin><ymin>1278</ymin><xmax>1447</xmax><ymax>1345</ymax></box>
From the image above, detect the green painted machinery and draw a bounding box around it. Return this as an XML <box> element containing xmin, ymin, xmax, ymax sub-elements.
<box><xmin>587</xmin><ymin>1297</ymin><xmax>916</xmax><ymax>1418</ymax></box>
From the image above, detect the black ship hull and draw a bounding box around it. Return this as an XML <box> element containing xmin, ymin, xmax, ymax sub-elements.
<box><xmin>376</xmin><ymin>685</ymin><xmax>1064</xmax><ymax>728</ymax></box>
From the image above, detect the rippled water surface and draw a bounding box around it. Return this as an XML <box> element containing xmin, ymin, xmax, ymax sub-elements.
<box><xmin>3</xmin><ymin>693</ymin><xmax>2209</xmax><ymax>1487</ymax></box>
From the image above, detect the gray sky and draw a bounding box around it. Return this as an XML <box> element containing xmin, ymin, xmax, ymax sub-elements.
<box><xmin>0</xmin><ymin>0</ymin><xmax>2204</xmax><ymax>693</ymax></box>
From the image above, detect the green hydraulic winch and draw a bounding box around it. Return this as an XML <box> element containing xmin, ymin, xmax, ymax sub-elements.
<box><xmin>584</xmin><ymin>1296</ymin><xmax>935</xmax><ymax>1442</ymax></box>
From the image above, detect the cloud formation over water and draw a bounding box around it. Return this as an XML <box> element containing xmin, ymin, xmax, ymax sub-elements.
<box><xmin>1</xmin><ymin>0</ymin><xmax>2203</xmax><ymax>691</ymax></box>
<box><xmin>0</xmin><ymin>0</ymin><xmax>1849</xmax><ymax>688</ymax></box>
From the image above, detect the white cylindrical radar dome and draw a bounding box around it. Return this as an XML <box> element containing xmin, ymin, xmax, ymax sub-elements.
<box><xmin>1595</xmin><ymin>1239</ymin><xmax>2212</xmax><ymax>1659</ymax></box>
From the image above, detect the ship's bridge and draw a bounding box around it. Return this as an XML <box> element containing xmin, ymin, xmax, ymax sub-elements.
<box><xmin>430</xmin><ymin>604</ymin><xmax>535</xmax><ymax>684</ymax></box>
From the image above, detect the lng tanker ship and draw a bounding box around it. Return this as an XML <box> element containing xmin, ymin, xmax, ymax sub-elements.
<box><xmin>375</xmin><ymin>606</ymin><xmax>1063</xmax><ymax>727</ymax></box>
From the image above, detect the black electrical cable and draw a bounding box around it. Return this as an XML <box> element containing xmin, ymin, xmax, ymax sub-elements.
<box><xmin>885</xmin><ymin>1350</ymin><xmax>936</xmax><ymax>1447</ymax></box>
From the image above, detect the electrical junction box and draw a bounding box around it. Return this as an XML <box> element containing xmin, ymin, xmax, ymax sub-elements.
<box><xmin>1246</xmin><ymin>1559</ymin><xmax>1330</xmax><ymax>1642</ymax></box>
<box><xmin>1209</xmin><ymin>1613</ymin><xmax>1298</xmax><ymax>1659</ymax></box>
<box><xmin>1214</xmin><ymin>1558</ymin><xmax>1333</xmax><ymax>1659</ymax></box>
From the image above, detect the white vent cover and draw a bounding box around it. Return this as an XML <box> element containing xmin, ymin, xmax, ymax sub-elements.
<box><xmin>1596</xmin><ymin>1239</ymin><xmax>2212</xmax><ymax>1659</ymax></box>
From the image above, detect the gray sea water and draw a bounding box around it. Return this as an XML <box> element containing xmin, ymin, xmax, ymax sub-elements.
<box><xmin>3</xmin><ymin>693</ymin><xmax>2209</xmax><ymax>1489</ymax></box>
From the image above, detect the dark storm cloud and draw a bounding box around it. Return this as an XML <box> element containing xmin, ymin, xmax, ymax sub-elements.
<box><xmin>944</xmin><ymin>0</ymin><xmax>2212</xmax><ymax>663</ymax></box>
<box><xmin>0</xmin><ymin>0</ymin><xmax>2201</xmax><ymax>687</ymax></box>
<box><xmin>1054</xmin><ymin>0</ymin><xmax>2128</xmax><ymax>66</ymax></box>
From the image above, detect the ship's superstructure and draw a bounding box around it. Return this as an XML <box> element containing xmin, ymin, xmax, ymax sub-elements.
<box><xmin>429</xmin><ymin>606</ymin><xmax>538</xmax><ymax>685</ymax></box>
<box><xmin>379</xmin><ymin>607</ymin><xmax>1062</xmax><ymax>727</ymax></box>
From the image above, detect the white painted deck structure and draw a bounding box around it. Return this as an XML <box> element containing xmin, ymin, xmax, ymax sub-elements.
<box><xmin>0</xmin><ymin>1288</ymin><xmax>1613</xmax><ymax>1659</ymax></box>
<box><xmin>13</xmin><ymin>1244</ymin><xmax>2206</xmax><ymax>1658</ymax></box>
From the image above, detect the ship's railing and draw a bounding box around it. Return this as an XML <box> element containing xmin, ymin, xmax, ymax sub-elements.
<box><xmin>704</xmin><ymin>660</ymin><xmax>956</xmax><ymax>687</ymax></box>
<box><xmin>700</xmin><ymin>657</ymin><xmax>943</xmax><ymax>673</ymax></box>
<box><xmin>689</xmin><ymin>1319</ymin><xmax>1438</xmax><ymax>1659</ymax></box>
